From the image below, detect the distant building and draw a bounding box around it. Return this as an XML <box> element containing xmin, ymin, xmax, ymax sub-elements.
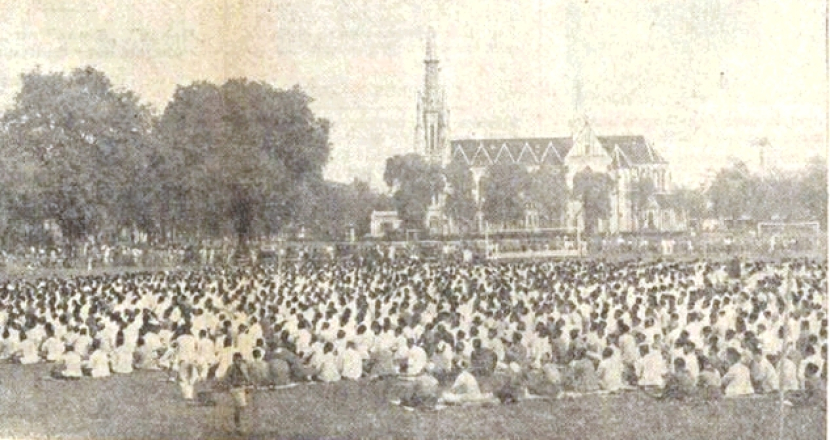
<box><xmin>370</xmin><ymin>211</ymin><xmax>402</xmax><ymax>238</ymax></box>
<box><xmin>411</xmin><ymin>28</ymin><xmax>685</xmax><ymax>235</ymax></box>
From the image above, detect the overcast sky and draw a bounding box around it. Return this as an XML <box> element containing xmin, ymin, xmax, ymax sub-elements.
<box><xmin>0</xmin><ymin>0</ymin><xmax>826</xmax><ymax>189</ymax></box>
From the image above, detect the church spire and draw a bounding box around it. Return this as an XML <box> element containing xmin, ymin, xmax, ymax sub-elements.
<box><xmin>425</xmin><ymin>26</ymin><xmax>437</xmax><ymax>62</ymax></box>
<box><xmin>414</xmin><ymin>26</ymin><xmax>449</xmax><ymax>166</ymax></box>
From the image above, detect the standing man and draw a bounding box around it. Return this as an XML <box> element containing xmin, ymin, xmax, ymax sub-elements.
<box><xmin>224</xmin><ymin>353</ymin><xmax>252</xmax><ymax>433</ymax></box>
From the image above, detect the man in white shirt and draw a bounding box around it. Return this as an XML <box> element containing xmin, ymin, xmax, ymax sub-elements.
<box><xmin>41</xmin><ymin>332</ymin><xmax>65</xmax><ymax>362</ymax></box>
<box><xmin>404</xmin><ymin>341</ymin><xmax>428</xmax><ymax>377</ymax></box>
<box><xmin>86</xmin><ymin>340</ymin><xmax>111</xmax><ymax>378</ymax></box>
<box><xmin>16</xmin><ymin>332</ymin><xmax>40</xmax><ymax>365</ymax></box>
<box><xmin>175</xmin><ymin>328</ymin><xmax>199</xmax><ymax>399</ymax></box>
<box><xmin>110</xmin><ymin>334</ymin><xmax>134</xmax><ymax>374</ymax></box>
<box><xmin>597</xmin><ymin>347</ymin><xmax>627</xmax><ymax>392</ymax></box>
<box><xmin>195</xmin><ymin>330</ymin><xmax>217</xmax><ymax>380</ymax></box>
<box><xmin>52</xmin><ymin>345</ymin><xmax>83</xmax><ymax>380</ymax></box>
<box><xmin>635</xmin><ymin>344</ymin><xmax>666</xmax><ymax>389</ymax></box>
<box><xmin>722</xmin><ymin>348</ymin><xmax>753</xmax><ymax>397</ymax></box>
<box><xmin>338</xmin><ymin>341</ymin><xmax>363</xmax><ymax>380</ymax></box>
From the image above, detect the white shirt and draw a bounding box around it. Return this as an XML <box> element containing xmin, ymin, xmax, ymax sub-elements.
<box><xmin>338</xmin><ymin>347</ymin><xmax>363</xmax><ymax>380</ymax></box>
<box><xmin>175</xmin><ymin>334</ymin><xmax>198</xmax><ymax>364</ymax></box>
<box><xmin>42</xmin><ymin>336</ymin><xmax>65</xmax><ymax>362</ymax></box>
<box><xmin>60</xmin><ymin>351</ymin><xmax>83</xmax><ymax>378</ymax></box>
<box><xmin>17</xmin><ymin>338</ymin><xmax>40</xmax><ymax>364</ymax></box>
<box><xmin>779</xmin><ymin>358</ymin><xmax>799</xmax><ymax>392</ymax></box>
<box><xmin>636</xmin><ymin>351</ymin><xmax>666</xmax><ymax>387</ymax></box>
<box><xmin>87</xmin><ymin>350</ymin><xmax>111</xmax><ymax>378</ymax></box>
<box><xmin>597</xmin><ymin>355</ymin><xmax>626</xmax><ymax>392</ymax></box>
<box><xmin>406</xmin><ymin>346</ymin><xmax>428</xmax><ymax>376</ymax></box>
<box><xmin>317</xmin><ymin>352</ymin><xmax>341</xmax><ymax>382</ymax></box>
<box><xmin>110</xmin><ymin>345</ymin><xmax>134</xmax><ymax>374</ymax></box>
<box><xmin>723</xmin><ymin>363</ymin><xmax>753</xmax><ymax>396</ymax></box>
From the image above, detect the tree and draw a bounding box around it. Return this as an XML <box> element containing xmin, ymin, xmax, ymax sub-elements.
<box><xmin>630</xmin><ymin>175</ymin><xmax>657</xmax><ymax>230</ymax></box>
<box><xmin>706</xmin><ymin>160</ymin><xmax>755</xmax><ymax>222</ymax></box>
<box><xmin>526</xmin><ymin>165</ymin><xmax>568</xmax><ymax>227</ymax></box>
<box><xmin>797</xmin><ymin>156</ymin><xmax>827</xmax><ymax>229</ymax></box>
<box><xmin>153</xmin><ymin>80</ymin><xmax>330</xmax><ymax>249</ymax></box>
<box><xmin>443</xmin><ymin>160</ymin><xmax>478</xmax><ymax>234</ymax></box>
<box><xmin>383</xmin><ymin>154</ymin><xmax>444</xmax><ymax>230</ymax></box>
<box><xmin>0</xmin><ymin>67</ymin><xmax>154</xmax><ymax>250</ymax></box>
<box><xmin>667</xmin><ymin>186</ymin><xmax>707</xmax><ymax>228</ymax></box>
<box><xmin>481</xmin><ymin>162</ymin><xmax>530</xmax><ymax>227</ymax></box>
<box><xmin>572</xmin><ymin>167</ymin><xmax>614</xmax><ymax>235</ymax></box>
<box><xmin>293</xmin><ymin>178</ymin><xmax>381</xmax><ymax>240</ymax></box>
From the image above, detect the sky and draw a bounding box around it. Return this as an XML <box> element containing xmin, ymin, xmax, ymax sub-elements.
<box><xmin>0</xmin><ymin>0</ymin><xmax>826</xmax><ymax>189</ymax></box>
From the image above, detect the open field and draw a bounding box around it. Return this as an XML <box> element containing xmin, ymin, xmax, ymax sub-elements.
<box><xmin>0</xmin><ymin>363</ymin><xmax>824</xmax><ymax>440</ymax></box>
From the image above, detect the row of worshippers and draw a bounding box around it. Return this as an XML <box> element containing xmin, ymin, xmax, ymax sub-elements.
<box><xmin>0</xmin><ymin>258</ymin><xmax>823</xmax><ymax>407</ymax></box>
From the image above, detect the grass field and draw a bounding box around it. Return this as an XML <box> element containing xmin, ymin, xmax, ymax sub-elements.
<box><xmin>0</xmin><ymin>363</ymin><xmax>824</xmax><ymax>440</ymax></box>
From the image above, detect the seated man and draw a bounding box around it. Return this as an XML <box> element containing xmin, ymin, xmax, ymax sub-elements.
<box><xmin>722</xmin><ymin>348</ymin><xmax>753</xmax><ymax>397</ymax></box>
<box><xmin>789</xmin><ymin>363</ymin><xmax>826</xmax><ymax>409</ymax></box>
<box><xmin>661</xmin><ymin>357</ymin><xmax>695</xmax><ymax>401</ymax></box>
<box><xmin>524</xmin><ymin>358</ymin><xmax>562</xmax><ymax>397</ymax></box>
<box><xmin>134</xmin><ymin>337</ymin><xmax>161</xmax><ymax>370</ymax></box>
<box><xmin>314</xmin><ymin>342</ymin><xmax>340</xmax><ymax>383</ymax></box>
<box><xmin>399</xmin><ymin>372</ymin><xmax>441</xmax><ymax>409</ymax></box>
<box><xmin>368</xmin><ymin>345</ymin><xmax>398</xmax><ymax>379</ymax></box>
<box><xmin>15</xmin><ymin>332</ymin><xmax>40</xmax><ymax>365</ymax></box>
<box><xmin>697</xmin><ymin>357</ymin><xmax>722</xmax><ymax>400</ymax></box>
<box><xmin>750</xmin><ymin>351</ymin><xmax>779</xmax><ymax>394</ymax></box>
<box><xmin>635</xmin><ymin>344</ymin><xmax>667</xmax><ymax>396</ymax></box>
<box><xmin>338</xmin><ymin>341</ymin><xmax>364</xmax><ymax>380</ymax></box>
<box><xmin>495</xmin><ymin>362</ymin><xmax>525</xmax><ymax>404</ymax></box>
<box><xmin>266</xmin><ymin>347</ymin><xmax>294</xmax><ymax>386</ymax></box>
<box><xmin>440</xmin><ymin>363</ymin><xmax>495</xmax><ymax>405</ymax></box>
<box><xmin>403</xmin><ymin>341</ymin><xmax>428</xmax><ymax>378</ymax></box>
<box><xmin>597</xmin><ymin>347</ymin><xmax>628</xmax><ymax>392</ymax></box>
<box><xmin>470</xmin><ymin>338</ymin><xmax>497</xmax><ymax>378</ymax></box>
<box><xmin>51</xmin><ymin>344</ymin><xmax>83</xmax><ymax>380</ymax></box>
<box><xmin>567</xmin><ymin>347</ymin><xmax>599</xmax><ymax>393</ymax></box>
<box><xmin>86</xmin><ymin>340</ymin><xmax>111</xmax><ymax>378</ymax></box>
<box><xmin>248</xmin><ymin>348</ymin><xmax>271</xmax><ymax>387</ymax></box>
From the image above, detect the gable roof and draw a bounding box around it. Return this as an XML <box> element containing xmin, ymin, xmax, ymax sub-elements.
<box><xmin>450</xmin><ymin>135</ymin><xmax>666</xmax><ymax>168</ymax></box>
<box><xmin>450</xmin><ymin>138</ymin><xmax>572</xmax><ymax>167</ymax></box>
<box><xmin>597</xmin><ymin>136</ymin><xmax>667</xmax><ymax>167</ymax></box>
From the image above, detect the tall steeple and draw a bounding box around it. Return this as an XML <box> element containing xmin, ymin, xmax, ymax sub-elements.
<box><xmin>414</xmin><ymin>26</ymin><xmax>449</xmax><ymax>166</ymax></box>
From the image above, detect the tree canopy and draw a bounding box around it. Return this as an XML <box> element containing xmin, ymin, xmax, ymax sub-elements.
<box><xmin>153</xmin><ymin>79</ymin><xmax>330</xmax><ymax>247</ymax></box>
<box><xmin>383</xmin><ymin>154</ymin><xmax>444</xmax><ymax>230</ymax></box>
<box><xmin>525</xmin><ymin>165</ymin><xmax>568</xmax><ymax>227</ymax></box>
<box><xmin>572</xmin><ymin>167</ymin><xmax>614</xmax><ymax>235</ymax></box>
<box><xmin>0</xmin><ymin>67</ymin><xmax>154</xmax><ymax>247</ymax></box>
<box><xmin>443</xmin><ymin>160</ymin><xmax>478</xmax><ymax>234</ymax></box>
<box><xmin>481</xmin><ymin>162</ymin><xmax>530</xmax><ymax>228</ymax></box>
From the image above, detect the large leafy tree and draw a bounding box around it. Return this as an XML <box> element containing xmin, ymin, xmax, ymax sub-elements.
<box><xmin>443</xmin><ymin>160</ymin><xmax>478</xmax><ymax>234</ymax></box>
<box><xmin>798</xmin><ymin>157</ymin><xmax>827</xmax><ymax>229</ymax></box>
<box><xmin>383</xmin><ymin>154</ymin><xmax>444</xmax><ymax>230</ymax></box>
<box><xmin>667</xmin><ymin>186</ymin><xmax>707</xmax><ymax>228</ymax></box>
<box><xmin>481</xmin><ymin>162</ymin><xmax>530</xmax><ymax>227</ymax></box>
<box><xmin>630</xmin><ymin>175</ymin><xmax>657</xmax><ymax>230</ymax></box>
<box><xmin>0</xmin><ymin>67</ymin><xmax>154</xmax><ymax>249</ymax></box>
<box><xmin>526</xmin><ymin>165</ymin><xmax>568</xmax><ymax>227</ymax></box>
<box><xmin>153</xmin><ymin>79</ymin><xmax>330</xmax><ymax>249</ymax></box>
<box><xmin>706</xmin><ymin>160</ymin><xmax>756</xmax><ymax>222</ymax></box>
<box><xmin>293</xmin><ymin>178</ymin><xmax>381</xmax><ymax>240</ymax></box>
<box><xmin>572</xmin><ymin>167</ymin><xmax>614</xmax><ymax>235</ymax></box>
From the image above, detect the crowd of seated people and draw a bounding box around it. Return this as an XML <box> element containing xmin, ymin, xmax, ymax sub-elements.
<box><xmin>0</xmin><ymin>256</ymin><xmax>824</xmax><ymax>409</ymax></box>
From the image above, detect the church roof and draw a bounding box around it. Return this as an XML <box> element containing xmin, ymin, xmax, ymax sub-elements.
<box><xmin>450</xmin><ymin>135</ymin><xmax>666</xmax><ymax>168</ymax></box>
<box><xmin>450</xmin><ymin>138</ymin><xmax>572</xmax><ymax>167</ymax></box>
<box><xmin>598</xmin><ymin>136</ymin><xmax>667</xmax><ymax>168</ymax></box>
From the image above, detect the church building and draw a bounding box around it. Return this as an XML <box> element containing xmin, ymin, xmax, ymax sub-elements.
<box><xmin>412</xmin><ymin>29</ymin><xmax>686</xmax><ymax>236</ymax></box>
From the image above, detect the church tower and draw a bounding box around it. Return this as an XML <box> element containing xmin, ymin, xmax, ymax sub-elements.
<box><xmin>414</xmin><ymin>27</ymin><xmax>449</xmax><ymax>166</ymax></box>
